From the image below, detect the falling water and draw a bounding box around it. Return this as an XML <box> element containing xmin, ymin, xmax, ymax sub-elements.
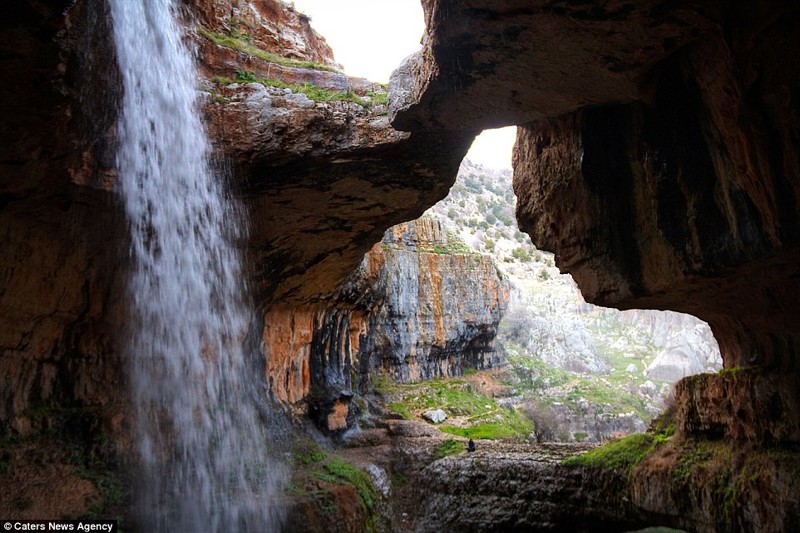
<box><xmin>110</xmin><ymin>1</ymin><xmax>283</xmax><ymax>530</ymax></box>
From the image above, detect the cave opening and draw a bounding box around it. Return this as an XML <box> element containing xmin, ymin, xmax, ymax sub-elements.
<box><xmin>419</xmin><ymin>126</ymin><xmax>723</xmax><ymax>444</ymax></box>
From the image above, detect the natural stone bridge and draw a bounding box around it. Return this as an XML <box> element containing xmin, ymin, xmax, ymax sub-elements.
<box><xmin>1</xmin><ymin>0</ymin><xmax>798</xmax><ymax>529</ymax></box>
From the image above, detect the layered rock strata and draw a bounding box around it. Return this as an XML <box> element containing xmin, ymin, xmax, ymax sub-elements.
<box><xmin>264</xmin><ymin>217</ymin><xmax>509</xmax><ymax>432</ymax></box>
<box><xmin>387</xmin><ymin>0</ymin><xmax>800</xmax><ymax>529</ymax></box>
<box><xmin>391</xmin><ymin>0</ymin><xmax>800</xmax><ymax>376</ymax></box>
<box><xmin>1</xmin><ymin>0</ymin><xmax>475</xmax><ymax>517</ymax></box>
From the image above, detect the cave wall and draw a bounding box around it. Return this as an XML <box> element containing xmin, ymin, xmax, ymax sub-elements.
<box><xmin>512</xmin><ymin>29</ymin><xmax>800</xmax><ymax>371</ymax></box>
<box><xmin>386</xmin><ymin>2</ymin><xmax>800</xmax><ymax>528</ymax></box>
<box><xmin>0</xmin><ymin>0</ymin><xmax>129</xmax><ymax>441</ymax></box>
<box><xmin>390</xmin><ymin>0</ymin><xmax>800</xmax><ymax>410</ymax></box>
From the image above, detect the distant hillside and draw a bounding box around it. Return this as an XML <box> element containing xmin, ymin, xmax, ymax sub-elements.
<box><xmin>424</xmin><ymin>159</ymin><xmax>722</xmax><ymax>442</ymax></box>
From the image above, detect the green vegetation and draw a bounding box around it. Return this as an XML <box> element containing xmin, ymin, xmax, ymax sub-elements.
<box><xmin>75</xmin><ymin>464</ymin><xmax>126</xmax><ymax>520</ymax></box>
<box><xmin>386</xmin><ymin>378</ymin><xmax>491</xmax><ymax>417</ymax></box>
<box><xmin>198</xmin><ymin>28</ymin><xmax>338</xmax><ymax>71</ymax></box>
<box><xmin>506</xmin><ymin>354</ymin><xmax>652</xmax><ymax>421</ymax></box>
<box><xmin>293</xmin><ymin>441</ymin><xmax>329</xmax><ymax>466</ymax></box>
<box><xmin>718</xmin><ymin>366</ymin><xmax>748</xmax><ymax>382</ymax></box>
<box><xmin>320</xmin><ymin>458</ymin><xmax>379</xmax><ymax>513</ymax></box>
<box><xmin>434</xmin><ymin>439</ymin><xmax>463</xmax><ymax>459</ymax></box>
<box><xmin>213</xmin><ymin>70</ymin><xmax>385</xmax><ymax>108</ymax></box>
<box><xmin>386</xmin><ymin>400</ymin><xmax>414</xmax><ymax>420</ymax></box>
<box><xmin>562</xmin><ymin>431</ymin><xmax>667</xmax><ymax>474</ymax></box>
<box><xmin>288</xmin><ymin>444</ymin><xmax>383</xmax><ymax>532</ymax></box>
<box><xmin>382</xmin><ymin>374</ymin><xmax>534</xmax><ymax>440</ymax></box>
<box><xmin>235</xmin><ymin>68</ymin><xmax>257</xmax><ymax>82</ymax></box>
<box><xmin>573</xmin><ymin>431</ymin><xmax>589</xmax><ymax>442</ymax></box>
<box><xmin>429</xmin><ymin>233</ymin><xmax>479</xmax><ymax>255</ymax></box>
<box><xmin>440</xmin><ymin>420</ymin><xmax>532</xmax><ymax>440</ymax></box>
<box><xmin>430</xmin><ymin>242</ymin><xmax>477</xmax><ymax>255</ymax></box>
<box><xmin>511</xmin><ymin>246</ymin><xmax>532</xmax><ymax>262</ymax></box>
<box><xmin>200</xmin><ymin>27</ymin><xmax>390</xmax><ymax>109</ymax></box>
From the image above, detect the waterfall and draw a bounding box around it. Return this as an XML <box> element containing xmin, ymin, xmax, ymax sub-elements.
<box><xmin>110</xmin><ymin>1</ymin><xmax>283</xmax><ymax>530</ymax></box>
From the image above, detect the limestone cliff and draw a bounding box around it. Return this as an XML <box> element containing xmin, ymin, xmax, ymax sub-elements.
<box><xmin>4</xmin><ymin>0</ymin><xmax>800</xmax><ymax>528</ymax></box>
<box><xmin>360</xmin><ymin>218</ymin><xmax>508</xmax><ymax>382</ymax></box>
<box><xmin>264</xmin><ymin>217</ymin><xmax>509</xmax><ymax>432</ymax></box>
<box><xmin>0</xmin><ymin>0</ymin><xmax>472</xmax><ymax>519</ymax></box>
<box><xmin>388</xmin><ymin>1</ymin><xmax>800</xmax><ymax>530</ymax></box>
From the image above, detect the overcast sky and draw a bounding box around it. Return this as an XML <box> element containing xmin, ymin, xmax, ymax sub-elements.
<box><xmin>291</xmin><ymin>0</ymin><xmax>515</xmax><ymax>170</ymax></box>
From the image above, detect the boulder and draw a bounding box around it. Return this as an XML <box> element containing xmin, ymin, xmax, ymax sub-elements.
<box><xmin>422</xmin><ymin>409</ymin><xmax>447</xmax><ymax>424</ymax></box>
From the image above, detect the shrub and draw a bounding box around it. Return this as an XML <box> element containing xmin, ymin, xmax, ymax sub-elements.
<box><xmin>235</xmin><ymin>69</ymin><xmax>257</xmax><ymax>82</ymax></box>
<box><xmin>522</xmin><ymin>401</ymin><xmax>561</xmax><ymax>443</ymax></box>
<box><xmin>512</xmin><ymin>247</ymin><xmax>532</xmax><ymax>262</ymax></box>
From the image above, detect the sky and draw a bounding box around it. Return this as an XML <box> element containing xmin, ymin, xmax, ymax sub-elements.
<box><xmin>291</xmin><ymin>0</ymin><xmax>516</xmax><ymax>170</ymax></box>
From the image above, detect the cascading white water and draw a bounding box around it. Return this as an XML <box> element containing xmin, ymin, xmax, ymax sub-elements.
<box><xmin>110</xmin><ymin>2</ymin><xmax>283</xmax><ymax>530</ymax></box>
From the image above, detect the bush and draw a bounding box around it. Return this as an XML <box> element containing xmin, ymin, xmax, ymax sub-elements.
<box><xmin>512</xmin><ymin>247</ymin><xmax>532</xmax><ymax>262</ymax></box>
<box><xmin>522</xmin><ymin>401</ymin><xmax>561</xmax><ymax>443</ymax></box>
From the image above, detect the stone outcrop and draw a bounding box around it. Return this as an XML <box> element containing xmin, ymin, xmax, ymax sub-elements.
<box><xmin>4</xmin><ymin>0</ymin><xmax>800</xmax><ymax>528</ymax></box>
<box><xmin>390</xmin><ymin>0</ymin><xmax>800</xmax><ymax>375</ymax></box>
<box><xmin>190</xmin><ymin>0</ymin><xmax>339</xmax><ymax>68</ymax></box>
<box><xmin>363</xmin><ymin>219</ymin><xmax>509</xmax><ymax>382</ymax></box>
<box><xmin>386</xmin><ymin>1</ymin><xmax>800</xmax><ymax>529</ymax></box>
<box><xmin>264</xmin><ymin>217</ymin><xmax>509</xmax><ymax>432</ymax></box>
<box><xmin>408</xmin><ymin>443</ymin><xmax>652</xmax><ymax>533</ymax></box>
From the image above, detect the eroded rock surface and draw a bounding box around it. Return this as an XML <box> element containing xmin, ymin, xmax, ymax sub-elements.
<box><xmin>4</xmin><ymin>0</ymin><xmax>800</xmax><ymax>528</ymax></box>
<box><xmin>391</xmin><ymin>0</ymin><xmax>800</xmax><ymax>375</ymax></box>
<box><xmin>264</xmin><ymin>217</ymin><xmax>509</xmax><ymax>432</ymax></box>
<box><xmin>388</xmin><ymin>1</ymin><xmax>800</xmax><ymax>529</ymax></box>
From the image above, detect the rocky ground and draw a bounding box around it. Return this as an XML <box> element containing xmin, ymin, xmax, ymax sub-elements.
<box><xmin>284</xmin><ymin>411</ymin><xmax>598</xmax><ymax>533</ymax></box>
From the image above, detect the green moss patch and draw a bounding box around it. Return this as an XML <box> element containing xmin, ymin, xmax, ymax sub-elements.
<box><xmin>198</xmin><ymin>28</ymin><xmax>339</xmax><ymax>72</ymax></box>
<box><xmin>434</xmin><ymin>439</ymin><xmax>464</xmax><ymax>459</ymax></box>
<box><xmin>212</xmin><ymin>70</ymin><xmax>386</xmax><ymax>108</ymax></box>
<box><xmin>562</xmin><ymin>432</ymin><xmax>667</xmax><ymax>473</ymax></box>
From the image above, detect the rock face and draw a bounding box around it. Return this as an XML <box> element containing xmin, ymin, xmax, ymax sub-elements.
<box><xmin>410</xmin><ymin>445</ymin><xmax>653</xmax><ymax>532</ymax></box>
<box><xmin>386</xmin><ymin>0</ymin><xmax>800</xmax><ymax>529</ymax></box>
<box><xmin>191</xmin><ymin>0</ymin><xmax>339</xmax><ymax>68</ymax></box>
<box><xmin>364</xmin><ymin>219</ymin><xmax>509</xmax><ymax>382</ymax></box>
<box><xmin>4</xmin><ymin>0</ymin><xmax>800</xmax><ymax>528</ymax></box>
<box><xmin>264</xmin><ymin>217</ymin><xmax>509</xmax><ymax>432</ymax></box>
<box><xmin>390</xmin><ymin>0</ymin><xmax>800</xmax><ymax>375</ymax></box>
